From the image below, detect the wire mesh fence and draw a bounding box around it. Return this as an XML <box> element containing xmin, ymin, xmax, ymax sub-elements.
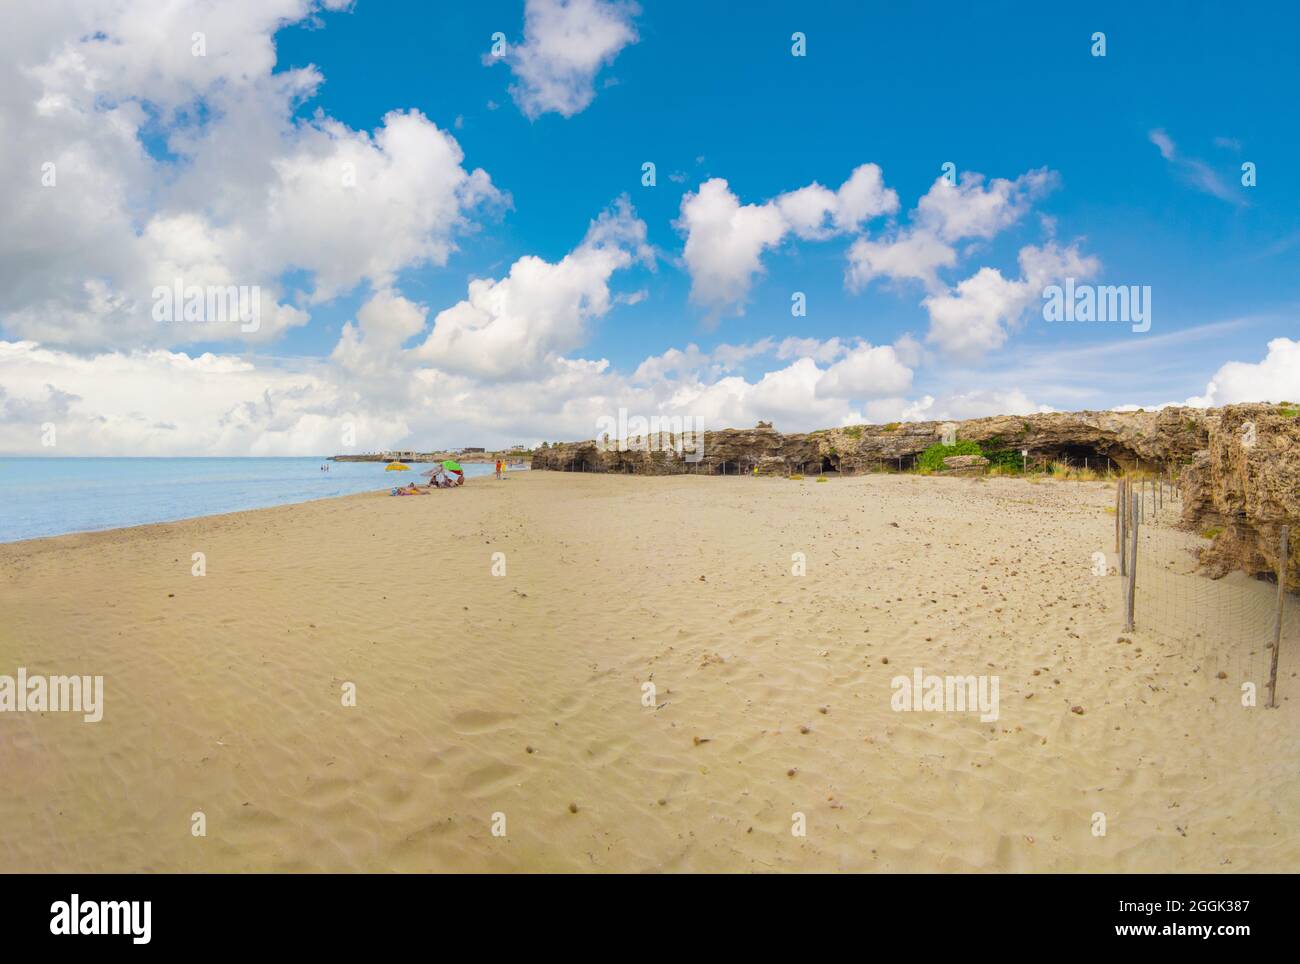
<box><xmin>1116</xmin><ymin>477</ymin><xmax>1298</xmax><ymax>700</ymax></box>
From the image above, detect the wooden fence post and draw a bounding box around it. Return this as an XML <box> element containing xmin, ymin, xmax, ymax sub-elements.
<box><xmin>1114</xmin><ymin>478</ymin><xmax>1122</xmax><ymax>554</ymax></box>
<box><xmin>1268</xmin><ymin>525</ymin><xmax>1291</xmax><ymax>708</ymax></box>
<box><xmin>1125</xmin><ymin>491</ymin><xmax>1139</xmax><ymax>633</ymax></box>
<box><xmin>1119</xmin><ymin>479</ymin><xmax>1128</xmax><ymax>577</ymax></box>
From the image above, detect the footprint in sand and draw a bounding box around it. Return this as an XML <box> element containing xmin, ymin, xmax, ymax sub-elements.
<box><xmin>300</xmin><ymin>776</ymin><xmax>354</xmax><ymax>806</ymax></box>
<box><xmin>462</xmin><ymin>761</ymin><xmax>524</xmax><ymax>798</ymax></box>
<box><xmin>450</xmin><ymin>709</ymin><xmax>517</xmax><ymax>735</ymax></box>
<box><xmin>552</xmin><ymin>692</ymin><xmax>585</xmax><ymax>719</ymax></box>
<box><xmin>584</xmin><ymin>735</ymin><xmax>631</xmax><ymax>765</ymax></box>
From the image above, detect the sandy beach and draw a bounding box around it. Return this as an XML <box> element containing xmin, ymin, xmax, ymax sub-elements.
<box><xmin>1</xmin><ymin>470</ymin><xmax>1297</xmax><ymax>873</ymax></box>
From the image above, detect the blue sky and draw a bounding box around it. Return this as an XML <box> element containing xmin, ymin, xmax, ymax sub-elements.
<box><xmin>1</xmin><ymin>0</ymin><xmax>1297</xmax><ymax>454</ymax></box>
<box><xmin>277</xmin><ymin>0</ymin><xmax>1298</xmax><ymax>371</ymax></box>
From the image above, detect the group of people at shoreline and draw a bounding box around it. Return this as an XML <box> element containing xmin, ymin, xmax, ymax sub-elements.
<box><xmin>391</xmin><ymin>458</ymin><xmax>514</xmax><ymax>495</ymax></box>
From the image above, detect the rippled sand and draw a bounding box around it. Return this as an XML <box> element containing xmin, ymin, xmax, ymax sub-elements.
<box><xmin>1</xmin><ymin>470</ymin><xmax>1296</xmax><ymax>872</ymax></box>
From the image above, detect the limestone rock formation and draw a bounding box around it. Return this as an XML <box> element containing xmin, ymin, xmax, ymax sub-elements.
<box><xmin>1178</xmin><ymin>403</ymin><xmax>1299</xmax><ymax>591</ymax></box>
<box><xmin>531</xmin><ymin>407</ymin><xmax>1214</xmax><ymax>476</ymax></box>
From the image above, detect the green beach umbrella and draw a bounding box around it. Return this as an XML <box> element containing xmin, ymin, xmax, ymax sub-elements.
<box><xmin>442</xmin><ymin>459</ymin><xmax>462</xmax><ymax>472</ymax></box>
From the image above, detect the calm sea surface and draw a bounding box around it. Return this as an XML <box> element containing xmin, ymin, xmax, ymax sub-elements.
<box><xmin>0</xmin><ymin>458</ymin><xmax>505</xmax><ymax>543</ymax></box>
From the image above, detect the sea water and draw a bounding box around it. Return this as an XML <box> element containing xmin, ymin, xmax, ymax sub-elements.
<box><xmin>0</xmin><ymin>457</ymin><xmax>504</xmax><ymax>543</ymax></box>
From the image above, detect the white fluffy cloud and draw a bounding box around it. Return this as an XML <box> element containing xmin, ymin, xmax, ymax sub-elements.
<box><xmin>331</xmin><ymin>289</ymin><xmax>431</xmax><ymax>380</ymax></box>
<box><xmin>674</xmin><ymin>359</ymin><xmax>849</xmax><ymax>431</ymax></box>
<box><xmin>17</xmin><ymin>326</ymin><xmax>1295</xmax><ymax>455</ymax></box>
<box><xmin>676</xmin><ymin>179</ymin><xmax>789</xmax><ymax>316</ymax></box>
<box><xmin>846</xmin><ymin>230</ymin><xmax>957</xmax><ymax>292</ymax></box>
<box><xmin>843</xmin><ymin>169</ymin><xmax>1093</xmax><ymax>360</ymax></box>
<box><xmin>631</xmin><ymin>339</ymin><xmax>776</xmax><ymax>381</ymax></box>
<box><xmin>1184</xmin><ymin>338</ymin><xmax>1300</xmax><ymax>407</ymax></box>
<box><xmin>775</xmin><ymin>164</ymin><xmax>898</xmax><ymax>240</ymax></box>
<box><xmin>415</xmin><ymin>198</ymin><xmax>651</xmax><ymax>380</ymax></box>
<box><xmin>816</xmin><ymin>344</ymin><xmax>913</xmax><ymax>399</ymax></box>
<box><xmin>498</xmin><ymin>0</ymin><xmax>640</xmax><ymax>119</ymax></box>
<box><xmin>1</xmin><ymin>315</ymin><xmax>921</xmax><ymax>455</ymax></box>
<box><xmin>846</xmin><ymin>168</ymin><xmax>1057</xmax><ymax>294</ymax></box>
<box><xmin>0</xmin><ymin>1</ymin><xmax>499</xmax><ymax>349</ymax></box>
<box><xmin>916</xmin><ymin>169</ymin><xmax>1056</xmax><ymax>242</ymax></box>
<box><xmin>0</xmin><ymin>339</ymin><xmax>401</xmax><ymax>457</ymax></box>
<box><xmin>627</xmin><ymin>336</ymin><xmax>912</xmax><ymax>415</ymax></box>
<box><xmin>862</xmin><ymin>389</ymin><xmax>1053</xmax><ymax>425</ymax></box>
<box><xmin>922</xmin><ymin>242</ymin><xmax>1099</xmax><ymax>357</ymax></box>
<box><xmin>775</xmin><ymin>337</ymin><xmax>849</xmax><ymax>364</ymax></box>
<box><xmin>922</xmin><ymin>268</ymin><xmax>1030</xmax><ymax>358</ymax></box>
<box><xmin>0</xmin><ymin>339</ymin><xmax>888</xmax><ymax>455</ymax></box>
<box><xmin>16</xmin><ymin>0</ymin><xmax>353</xmax><ymax>117</ymax></box>
<box><xmin>677</xmin><ymin>165</ymin><xmax>897</xmax><ymax>316</ymax></box>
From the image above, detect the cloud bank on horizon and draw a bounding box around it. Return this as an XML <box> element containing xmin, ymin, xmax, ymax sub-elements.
<box><xmin>0</xmin><ymin>0</ymin><xmax>1296</xmax><ymax>456</ymax></box>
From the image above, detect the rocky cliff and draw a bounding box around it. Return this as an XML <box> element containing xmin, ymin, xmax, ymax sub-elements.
<box><xmin>531</xmin><ymin>407</ymin><xmax>1213</xmax><ymax>475</ymax></box>
<box><xmin>1178</xmin><ymin>403</ymin><xmax>1299</xmax><ymax>591</ymax></box>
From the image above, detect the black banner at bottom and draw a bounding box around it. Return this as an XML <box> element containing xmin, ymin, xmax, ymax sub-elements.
<box><xmin>0</xmin><ymin>873</ymin><xmax>1281</xmax><ymax>949</ymax></box>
